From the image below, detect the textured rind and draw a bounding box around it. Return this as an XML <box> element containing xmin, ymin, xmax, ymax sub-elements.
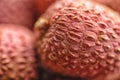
<box><xmin>38</xmin><ymin>0</ymin><xmax>120</xmax><ymax>22</ymax></box>
<box><xmin>0</xmin><ymin>0</ymin><xmax>35</xmax><ymax>29</ymax></box>
<box><xmin>93</xmin><ymin>0</ymin><xmax>120</xmax><ymax>14</ymax></box>
<box><xmin>0</xmin><ymin>24</ymin><xmax>39</xmax><ymax>80</ymax></box>
<box><xmin>35</xmin><ymin>0</ymin><xmax>120</xmax><ymax>39</ymax></box>
<box><xmin>36</xmin><ymin>0</ymin><xmax>120</xmax><ymax>80</ymax></box>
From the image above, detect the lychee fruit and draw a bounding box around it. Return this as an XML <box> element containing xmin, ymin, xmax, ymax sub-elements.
<box><xmin>92</xmin><ymin>0</ymin><xmax>120</xmax><ymax>14</ymax></box>
<box><xmin>35</xmin><ymin>0</ymin><xmax>120</xmax><ymax>80</ymax></box>
<box><xmin>34</xmin><ymin>0</ymin><xmax>56</xmax><ymax>16</ymax></box>
<box><xmin>0</xmin><ymin>24</ymin><xmax>39</xmax><ymax>80</ymax></box>
<box><xmin>0</xmin><ymin>0</ymin><xmax>35</xmax><ymax>29</ymax></box>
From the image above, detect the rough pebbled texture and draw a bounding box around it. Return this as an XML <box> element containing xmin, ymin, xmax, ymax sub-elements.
<box><xmin>93</xmin><ymin>0</ymin><xmax>120</xmax><ymax>14</ymax></box>
<box><xmin>36</xmin><ymin>0</ymin><xmax>120</xmax><ymax>80</ymax></box>
<box><xmin>0</xmin><ymin>24</ymin><xmax>39</xmax><ymax>80</ymax></box>
<box><xmin>0</xmin><ymin>0</ymin><xmax>35</xmax><ymax>29</ymax></box>
<box><xmin>37</xmin><ymin>0</ymin><xmax>120</xmax><ymax>22</ymax></box>
<box><xmin>35</xmin><ymin>0</ymin><xmax>120</xmax><ymax>39</ymax></box>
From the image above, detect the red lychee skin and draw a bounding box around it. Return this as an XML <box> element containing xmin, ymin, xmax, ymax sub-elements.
<box><xmin>35</xmin><ymin>0</ymin><xmax>120</xmax><ymax>39</ymax></box>
<box><xmin>37</xmin><ymin>0</ymin><xmax>120</xmax><ymax>22</ymax></box>
<box><xmin>92</xmin><ymin>0</ymin><xmax>120</xmax><ymax>14</ymax></box>
<box><xmin>34</xmin><ymin>0</ymin><xmax>56</xmax><ymax>16</ymax></box>
<box><xmin>35</xmin><ymin>0</ymin><xmax>120</xmax><ymax>80</ymax></box>
<box><xmin>0</xmin><ymin>24</ymin><xmax>39</xmax><ymax>80</ymax></box>
<box><xmin>0</xmin><ymin>0</ymin><xmax>35</xmax><ymax>29</ymax></box>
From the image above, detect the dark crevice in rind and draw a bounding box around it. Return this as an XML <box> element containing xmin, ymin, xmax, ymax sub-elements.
<box><xmin>40</xmin><ymin>69</ymin><xmax>82</xmax><ymax>80</ymax></box>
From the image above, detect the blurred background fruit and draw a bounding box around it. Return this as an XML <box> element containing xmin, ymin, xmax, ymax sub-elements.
<box><xmin>34</xmin><ymin>0</ymin><xmax>56</xmax><ymax>17</ymax></box>
<box><xmin>0</xmin><ymin>0</ymin><xmax>35</xmax><ymax>29</ymax></box>
<box><xmin>92</xmin><ymin>0</ymin><xmax>120</xmax><ymax>14</ymax></box>
<box><xmin>0</xmin><ymin>24</ymin><xmax>39</xmax><ymax>80</ymax></box>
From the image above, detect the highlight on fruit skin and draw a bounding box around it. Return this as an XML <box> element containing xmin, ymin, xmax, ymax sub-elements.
<box><xmin>0</xmin><ymin>24</ymin><xmax>39</xmax><ymax>80</ymax></box>
<box><xmin>92</xmin><ymin>0</ymin><xmax>120</xmax><ymax>14</ymax></box>
<box><xmin>0</xmin><ymin>0</ymin><xmax>35</xmax><ymax>29</ymax></box>
<box><xmin>35</xmin><ymin>0</ymin><xmax>120</xmax><ymax>80</ymax></box>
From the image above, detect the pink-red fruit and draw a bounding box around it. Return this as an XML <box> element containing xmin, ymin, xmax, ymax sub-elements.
<box><xmin>34</xmin><ymin>0</ymin><xmax>56</xmax><ymax>16</ymax></box>
<box><xmin>93</xmin><ymin>0</ymin><xmax>120</xmax><ymax>14</ymax></box>
<box><xmin>0</xmin><ymin>0</ymin><xmax>35</xmax><ymax>29</ymax></box>
<box><xmin>0</xmin><ymin>24</ymin><xmax>39</xmax><ymax>80</ymax></box>
<box><xmin>35</xmin><ymin>0</ymin><xmax>120</xmax><ymax>80</ymax></box>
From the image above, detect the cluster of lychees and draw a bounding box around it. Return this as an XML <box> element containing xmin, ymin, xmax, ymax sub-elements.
<box><xmin>0</xmin><ymin>0</ymin><xmax>120</xmax><ymax>80</ymax></box>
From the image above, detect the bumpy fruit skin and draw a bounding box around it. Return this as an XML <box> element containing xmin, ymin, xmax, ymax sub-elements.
<box><xmin>35</xmin><ymin>0</ymin><xmax>120</xmax><ymax>80</ymax></box>
<box><xmin>34</xmin><ymin>0</ymin><xmax>56</xmax><ymax>16</ymax></box>
<box><xmin>0</xmin><ymin>24</ymin><xmax>39</xmax><ymax>80</ymax></box>
<box><xmin>35</xmin><ymin>0</ymin><xmax>120</xmax><ymax>38</ymax></box>
<box><xmin>0</xmin><ymin>0</ymin><xmax>35</xmax><ymax>29</ymax></box>
<box><xmin>93</xmin><ymin>0</ymin><xmax>120</xmax><ymax>14</ymax></box>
